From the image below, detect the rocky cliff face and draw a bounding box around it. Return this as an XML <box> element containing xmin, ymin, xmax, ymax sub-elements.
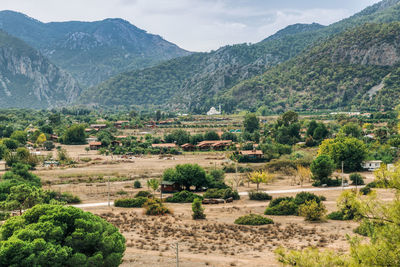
<box><xmin>0</xmin><ymin>30</ymin><xmax>80</xmax><ymax>108</ymax></box>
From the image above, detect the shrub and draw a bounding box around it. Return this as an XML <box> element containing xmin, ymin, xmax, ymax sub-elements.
<box><xmin>298</xmin><ymin>200</ymin><xmax>327</xmax><ymax>221</ymax></box>
<box><xmin>248</xmin><ymin>191</ymin><xmax>272</xmax><ymax>201</ymax></box>
<box><xmin>134</xmin><ymin>180</ymin><xmax>142</xmax><ymax>188</ymax></box>
<box><xmin>192</xmin><ymin>198</ymin><xmax>206</xmax><ymax>219</ymax></box>
<box><xmin>354</xmin><ymin>220</ymin><xmax>384</xmax><ymax>237</ymax></box>
<box><xmin>44</xmin><ymin>191</ymin><xmax>81</xmax><ymax>204</ymax></box>
<box><xmin>80</xmin><ymin>157</ymin><xmax>92</xmax><ymax>163</ymax></box>
<box><xmin>116</xmin><ymin>190</ymin><xmax>128</xmax><ymax>195</ymax></box>
<box><xmin>203</xmin><ymin>188</ymin><xmax>240</xmax><ymax>200</ymax></box>
<box><xmin>165</xmin><ymin>190</ymin><xmax>203</xmax><ymax>203</ymax></box>
<box><xmin>135</xmin><ymin>190</ymin><xmax>152</xmax><ymax>198</ymax></box>
<box><xmin>269</xmin><ymin>197</ymin><xmax>294</xmax><ymax>207</ymax></box>
<box><xmin>366</xmin><ymin>181</ymin><xmax>377</xmax><ymax>188</ymax></box>
<box><xmin>144</xmin><ymin>198</ymin><xmax>171</xmax><ymax>215</ymax></box>
<box><xmin>265</xmin><ymin>200</ymin><xmax>298</xmax><ymax>216</ymax></box>
<box><xmin>294</xmin><ymin>192</ymin><xmax>325</xmax><ymax>206</ymax></box>
<box><xmin>115</xmin><ymin>197</ymin><xmax>148</xmax><ymax>208</ymax></box>
<box><xmin>360</xmin><ymin>186</ymin><xmax>372</xmax><ymax>195</ymax></box>
<box><xmin>350</xmin><ymin>173</ymin><xmax>364</xmax><ymax>185</ymax></box>
<box><xmin>0</xmin><ymin>211</ymin><xmax>10</xmax><ymax>221</ymax></box>
<box><xmin>327</xmin><ymin>211</ymin><xmax>345</xmax><ymax>220</ymax></box>
<box><xmin>234</xmin><ymin>214</ymin><xmax>274</xmax><ymax>225</ymax></box>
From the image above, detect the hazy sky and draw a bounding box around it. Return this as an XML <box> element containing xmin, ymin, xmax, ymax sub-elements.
<box><xmin>0</xmin><ymin>0</ymin><xmax>382</xmax><ymax>51</ymax></box>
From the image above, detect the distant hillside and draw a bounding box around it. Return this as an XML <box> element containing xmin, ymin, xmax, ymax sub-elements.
<box><xmin>81</xmin><ymin>0</ymin><xmax>400</xmax><ymax>113</ymax></box>
<box><xmin>221</xmin><ymin>22</ymin><xmax>400</xmax><ymax>113</ymax></box>
<box><xmin>0</xmin><ymin>11</ymin><xmax>191</xmax><ymax>87</ymax></box>
<box><xmin>80</xmin><ymin>22</ymin><xmax>325</xmax><ymax>111</ymax></box>
<box><xmin>0</xmin><ymin>30</ymin><xmax>80</xmax><ymax>108</ymax></box>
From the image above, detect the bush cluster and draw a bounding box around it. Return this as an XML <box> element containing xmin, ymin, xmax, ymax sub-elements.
<box><xmin>234</xmin><ymin>214</ymin><xmax>274</xmax><ymax>225</ymax></box>
<box><xmin>248</xmin><ymin>191</ymin><xmax>272</xmax><ymax>201</ymax></box>
<box><xmin>114</xmin><ymin>197</ymin><xmax>148</xmax><ymax>208</ymax></box>
<box><xmin>264</xmin><ymin>192</ymin><xmax>326</xmax><ymax>216</ymax></box>
<box><xmin>134</xmin><ymin>180</ymin><xmax>142</xmax><ymax>188</ymax></box>
<box><xmin>144</xmin><ymin>199</ymin><xmax>171</xmax><ymax>215</ymax></box>
<box><xmin>135</xmin><ymin>190</ymin><xmax>152</xmax><ymax>198</ymax></box>
<box><xmin>203</xmin><ymin>188</ymin><xmax>240</xmax><ymax>200</ymax></box>
<box><xmin>165</xmin><ymin>190</ymin><xmax>203</xmax><ymax>203</ymax></box>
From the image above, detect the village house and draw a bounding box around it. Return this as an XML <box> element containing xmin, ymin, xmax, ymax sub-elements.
<box><xmin>90</xmin><ymin>124</ymin><xmax>107</xmax><ymax>130</ymax></box>
<box><xmin>181</xmin><ymin>143</ymin><xmax>195</xmax><ymax>151</ymax></box>
<box><xmin>196</xmin><ymin>140</ymin><xmax>232</xmax><ymax>150</ymax></box>
<box><xmin>239</xmin><ymin>150</ymin><xmax>263</xmax><ymax>159</ymax></box>
<box><xmin>114</xmin><ymin>121</ymin><xmax>129</xmax><ymax>128</ymax></box>
<box><xmin>161</xmin><ymin>181</ymin><xmax>180</xmax><ymax>193</ymax></box>
<box><xmin>362</xmin><ymin>160</ymin><xmax>383</xmax><ymax>171</ymax></box>
<box><xmin>89</xmin><ymin>141</ymin><xmax>102</xmax><ymax>150</ymax></box>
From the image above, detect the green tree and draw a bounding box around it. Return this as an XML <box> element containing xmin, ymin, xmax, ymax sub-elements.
<box><xmin>310</xmin><ymin>155</ymin><xmax>335</xmax><ymax>182</ymax></box>
<box><xmin>0</xmin><ymin>144</ymin><xmax>7</xmax><ymax>160</ymax></box>
<box><xmin>0</xmin><ymin>204</ymin><xmax>125</xmax><ymax>266</ymax></box>
<box><xmin>339</xmin><ymin>122</ymin><xmax>362</xmax><ymax>138</ymax></box>
<box><xmin>248</xmin><ymin>171</ymin><xmax>274</xmax><ymax>191</ymax></box>
<box><xmin>62</xmin><ymin>124</ymin><xmax>86</xmax><ymax>145</ymax></box>
<box><xmin>243</xmin><ymin>113</ymin><xmax>259</xmax><ymax>133</ymax></box>
<box><xmin>164</xmin><ymin>130</ymin><xmax>190</xmax><ymax>146</ymax></box>
<box><xmin>2</xmin><ymin>138</ymin><xmax>18</xmax><ymax>150</ymax></box>
<box><xmin>10</xmin><ymin>131</ymin><xmax>27</xmax><ymax>145</ymax></box>
<box><xmin>163</xmin><ymin>164</ymin><xmax>207</xmax><ymax>191</ymax></box>
<box><xmin>147</xmin><ymin>179</ymin><xmax>160</xmax><ymax>196</ymax></box>
<box><xmin>43</xmin><ymin>141</ymin><xmax>55</xmax><ymax>151</ymax></box>
<box><xmin>1</xmin><ymin>184</ymin><xmax>44</xmax><ymax>215</ymax></box>
<box><xmin>192</xmin><ymin>198</ymin><xmax>206</xmax><ymax>219</ymax></box>
<box><xmin>204</xmin><ymin>131</ymin><xmax>220</xmax><ymax>141</ymax></box>
<box><xmin>318</xmin><ymin>137</ymin><xmax>367</xmax><ymax>172</ymax></box>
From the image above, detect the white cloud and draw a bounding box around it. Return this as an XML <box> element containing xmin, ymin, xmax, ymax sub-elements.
<box><xmin>0</xmin><ymin>0</ymin><xmax>382</xmax><ymax>51</ymax></box>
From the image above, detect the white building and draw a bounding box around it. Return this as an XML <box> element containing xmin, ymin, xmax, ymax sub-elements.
<box><xmin>362</xmin><ymin>160</ymin><xmax>383</xmax><ymax>171</ymax></box>
<box><xmin>207</xmin><ymin>105</ymin><xmax>221</xmax><ymax>116</ymax></box>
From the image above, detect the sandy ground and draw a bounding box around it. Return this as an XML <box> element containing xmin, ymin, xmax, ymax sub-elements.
<box><xmin>1</xmin><ymin>144</ymin><xmax>392</xmax><ymax>266</ymax></box>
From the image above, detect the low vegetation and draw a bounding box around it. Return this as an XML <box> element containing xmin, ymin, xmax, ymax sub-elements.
<box><xmin>234</xmin><ymin>214</ymin><xmax>274</xmax><ymax>225</ymax></box>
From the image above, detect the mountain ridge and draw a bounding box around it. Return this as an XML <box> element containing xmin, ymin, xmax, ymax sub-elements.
<box><xmin>0</xmin><ymin>10</ymin><xmax>191</xmax><ymax>87</ymax></box>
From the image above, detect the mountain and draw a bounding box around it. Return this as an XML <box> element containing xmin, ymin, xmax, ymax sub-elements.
<box><xmin>262</xmin><ymin>23</ymin><xmax>325</xmax><ymax>42</ymax></box>
<box><xmin>80</xmin><ymin>22</ymin><xmax>325</xmax><ymax>111</ymax></box>
<box><xmin>221</xmin><ymin>22</ymin><xmax>400</xmax><ymax>113</ymax></box>
<box><xmin>81</xmin><ymin>0</ymin><xmax>400</xmax><ymax>113</ymax></box>
<box><xmin>0</xmin><ymin>30</ymin><xmax>80</xmax><ymax>108</ymax></box>
<box><xmin>0</xmin><ymin>11</ymin><xmax>191</xmax><ymax>87</ymax></box>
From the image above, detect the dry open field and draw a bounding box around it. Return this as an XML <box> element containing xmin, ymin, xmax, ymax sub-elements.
<box><xmin>2</xmin><ymin>144</ymin><xmax>392</xmax><ymax>267</ymax></box>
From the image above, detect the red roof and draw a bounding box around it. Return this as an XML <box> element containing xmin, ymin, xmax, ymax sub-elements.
<box><xmin>239</xmin><ymin>150</ymin><xmax>263</xmax><ymax>156</ymax></box>
<box><xmin>89</xmin><ymin>142</ymin><xmax>102</xmax><ymax>146</ymax></box>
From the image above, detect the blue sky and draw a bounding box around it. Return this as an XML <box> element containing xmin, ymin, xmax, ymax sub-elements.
<box><xmin>0</xmin><ymin>0</ymin><xmax>381</xmax><ymax>51</ymax></box>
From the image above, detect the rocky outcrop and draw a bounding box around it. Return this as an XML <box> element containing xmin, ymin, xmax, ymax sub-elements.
<box><xmin>0</xmin><ymin>31</ymin><xmax>80</xmax><ymax>108</ymax></box>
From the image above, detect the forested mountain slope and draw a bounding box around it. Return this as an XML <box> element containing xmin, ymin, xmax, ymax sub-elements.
<box><xmin>221</xmin><ymin>23</ymin><xmax>400</xmax><ymax>113</ymax></box>
<box><xmin>81</xmin><ymin>0</ymin><xmax>400</xmax><ymax>113</ymax></box>
<box><xmin>0</xmin><ymin>11</ymin><xmax>191</xmax><ymax>87</ymax></box>
<box><xmin>0</xmin><ymin>30</ymin><xmax>80</xmax><ymax>108</ymax></box>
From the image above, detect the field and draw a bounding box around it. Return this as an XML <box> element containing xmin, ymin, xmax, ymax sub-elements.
<box><xmin>1</xmin><ymin>140</ymin><xmax>387</xmax><ymax>267</ymax></box>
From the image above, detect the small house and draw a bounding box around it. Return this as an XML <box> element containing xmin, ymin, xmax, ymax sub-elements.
<box><xmin>89</xmin><ymin>142</ymin><xmax>102</xmax><ymax>150</ymax></box>
<box><xmin>111</xmin><ymin>140</ymin><xmax>123</xmax><ymax>147</ymax></box>
<box><xmin>114</xmin><ymin>121</ymin><xmax>129</xmax><ymax>128</ymax></box>
<box><xmin>43</xmin><ymin>161</ymin><xmax>60</xmax><ymax>168</ymax></box>
<box><xmin>90</xmin><ymin>124</ymin><xmax>107</xmax><ymax>130</ymax></box>
<box><xmin>362</xmin><ymin>160</ymin><xmax>383</xmax><ymax>171</ymax></box>
<box><xmin>181</xmin><ymin>143</ymin><xmax>195</xmax><ymax>151</ymax></box>
<box><xmin>196</xmin><ymin>140</ymin><xmax>232</xmax><ymax>150</ymax></box>
<box><xmin>239</xmin><ymin>150</ymin><xmax>263</xmax><ymax>159</ymax></box>
<box><xmin>161</xmin><ymin>181</ymin><xmax>180</xmax><ymax>193</ymax></box>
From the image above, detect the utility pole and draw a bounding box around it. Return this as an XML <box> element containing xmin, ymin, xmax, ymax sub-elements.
<box><xmin>341</xmin><ymin>161</ymin><xmax>344</xmax><ymax>190</ymax></box>
<box><xmin>107</xmin><ymin>176</ymin><xmax>110</xmax><ymax>207</ymax></box>
<box><xmin>176</xmin><ymin>242</ymin><xmax>179</xmax><ymax>267</ymax></box>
